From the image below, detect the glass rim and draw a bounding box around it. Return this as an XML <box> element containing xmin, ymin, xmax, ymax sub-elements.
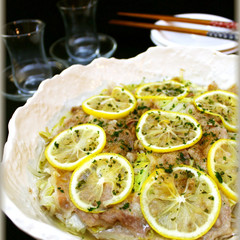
<box><xmin>57</xmin><ymin>0</ymin><xmax>97</xmax><ymax>10</ymax></box>
<box><xmin>2</xmin><ymin>19</ymin><xmax>45</xmax><ymax>38</ymax></box>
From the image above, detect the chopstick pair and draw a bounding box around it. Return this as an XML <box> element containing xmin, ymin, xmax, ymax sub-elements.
<box><xmin>109</xmin><ymin>12</ymin><xmax>238</xmax><ymax>41</ymax></box>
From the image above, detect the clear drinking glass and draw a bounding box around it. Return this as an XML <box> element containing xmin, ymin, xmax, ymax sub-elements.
<box><xmin>57</xmin><ymin>0</ymin><xmax>99</xmax><ymax>65</ymax></box>
<box><xmin>2</xmin><ymin>19</ymin><xmax>52</xmax><ymax>95</ymax></box>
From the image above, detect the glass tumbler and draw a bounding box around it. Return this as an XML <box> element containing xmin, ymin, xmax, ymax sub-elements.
<box><xmin>57</xmin><ymin>0</ymin><xmax>99</xmax><ymax>64</ymax></box>
<box><xmin>2</xmin><ymin>19</ymin><xmax>52</xmax><ymax>95</ymax></box>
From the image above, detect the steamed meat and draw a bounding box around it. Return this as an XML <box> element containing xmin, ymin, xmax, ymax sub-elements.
<box><xmin>38</xmin><ymin>83</ymin><xmax>236</xmax><ymax>239</ymax></box>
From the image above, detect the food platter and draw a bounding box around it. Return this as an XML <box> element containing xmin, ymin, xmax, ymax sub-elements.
<box><xmin>2</xmin><ymin>46</ymin><xmax>238</xmax><ymax>240</ymax></box>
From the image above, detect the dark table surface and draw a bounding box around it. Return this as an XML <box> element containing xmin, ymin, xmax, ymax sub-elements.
<box><xmin>3</xmin><ymin>0</ymin><xmax>235</xmax><ymax>239</ymax></box>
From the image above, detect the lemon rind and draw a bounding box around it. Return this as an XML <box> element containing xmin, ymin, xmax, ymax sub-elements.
<box><xmin>207</xmin><ymin>139</ymin><xmax>238</xmax><ymax>202</ymax></box>
<box><xmin>136</xmin><ymin>110</ymin><xmax>202</xmax><ymax>153</ymax></box>
<box><xmin>135</xmin><ymin>81</ymin><xmax>189</xmax><ymax>100</ymax></box>
<box><xmin>45</xmin><ymin>124</ymin><xmax>106</xmax><ymax>171</ymax></box>
<box><xmin>193</xmin><ymin>90</ymin><xmax>238</xmax><ymax>132</ymax></box>
<box><xmin>140</xmin><ymin>165</ymin><xmax>221</xmax><ymax>239</ymax></box>
<box><xmin>82</xmin><ymin>87</ymin><xmax>137</xmax><ymax>119</ymax></box>
<box><xmin>69</xmin><ymin>153</ymin><xmax>134</xmax><ymax>213</ymax></box>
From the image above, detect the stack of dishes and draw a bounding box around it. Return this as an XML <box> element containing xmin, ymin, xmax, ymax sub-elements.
<box><xmin>150</xmin><ymin>13</ymin><xmax>238</xmax><ymax>54</ymax></box>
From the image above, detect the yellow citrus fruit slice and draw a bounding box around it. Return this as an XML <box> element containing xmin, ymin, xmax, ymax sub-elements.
<box><xmin>140</xmin><ymin>165</ymin><xmax>221</xmax><ymax>240</ymax></box>
<box><xmin>69</xmin><ymin>153</ymin><xmax>134</xmax><ymax>213</ymax></box>
<box><xmin>136</xmin><ymin>110</ymin><xmax>202</xmax><ymax>152</ymax></box>
<box><xmin>135</xmin><ymin>80</ymin><xmax>189</xmax><ymax>99</ymax></box>
<box><xmin>194</xmin><ymin>90</ymin><xmax>238</xmax><ymax>132</ymax></box>
<box><xmin>45</xmin><ymin>124</ymin><xmax>106</xmax><ymax>171</ymax></box>
<box><xmin>82</xmin><ymin>86</ymin><xmax>137</xmax><ymax>119</ymax></box>
<box><xmin>207</xmin><ymin>139</ymin><xmax>238</xmax><ymax>201</ymax></box>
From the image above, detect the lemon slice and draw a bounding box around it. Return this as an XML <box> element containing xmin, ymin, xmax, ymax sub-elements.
<box><xmin>194</xmin><ymin>90</ymin><xmax>238</xmax><ymax>132</ymax></box>
<box><xmin>207</xmin><ymin>139</ymin><xmax>238</xmax><ymax>201</ymax></box>
<box><xmin>140</xmin><ymin>165</ymin><xmax>221</xmax><ymax>239</ymax></box>
<box><xmin>45</xmin><ymin>124</ymin><xmax>106</xmax><ymax>171</ymax></box>
<box><xmin>135</xmin><ymin>81</ymin><xmax>189</xmax><ymax>99</ymax></box>
<box><xmin>69</xmin><ymin>153</ymin><xmax>134</xmax><ymax>213</ymax></box>
<box><xmin>136</xmin><ymin>110</ymin><xmax>202</xmax><ymax>152</ymax></box>
<box><xmin>82</xmin><ymin>86</ymin><xmax>137</xmax><ymax>119</ymax></box>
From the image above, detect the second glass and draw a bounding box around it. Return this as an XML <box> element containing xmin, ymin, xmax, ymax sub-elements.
<box><xmin>57</xmin><ymin>0</ymin><xmax>99</xmax><ymax>65</ymax></box>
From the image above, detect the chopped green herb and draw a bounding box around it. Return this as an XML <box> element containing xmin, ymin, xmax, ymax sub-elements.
<box><xmin>215</xmin><ymin>171</ymin><xmax>223</xmax><ymax>183</ymax></box>
<box><xmin>54</xmin><ymin>141</ymin><xmax>59</xmax><ymax>149</ymax></box>
<box><xmin>120</xmin><ymin>202</ymin><xmax>130</xmax><ymax>210</ymax></box>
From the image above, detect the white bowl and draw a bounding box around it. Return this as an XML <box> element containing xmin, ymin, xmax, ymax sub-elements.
<box><xmin>2</xmin><ymin>46</ymin><xmax>238</xmax><ymax>240</ymax></box>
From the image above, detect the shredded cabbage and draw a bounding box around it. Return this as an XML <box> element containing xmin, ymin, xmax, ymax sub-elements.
<box><xmin>56</xmin><ymin>213</ymin><xmax>86</xmax><ymax>234</ymax></box>
<box><xmin>38</xmin><ymin>174</ymin><xmax>56</xmax><ymax>215</ymax></box>
<box><xmin>155</xmin><ymin>97</ymin><xmax>192</xmax><ymax>113</ymax></box>
<box><xmin>133</xmin><ymin>153</ymin><xmax>150</xmax><ymax>193</ymax></box>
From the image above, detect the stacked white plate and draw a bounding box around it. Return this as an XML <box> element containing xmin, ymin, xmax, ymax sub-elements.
<box><xmin>151</xmin><ymin>13</ymin><xmax>238</xmax><ymax>54</ymax></box>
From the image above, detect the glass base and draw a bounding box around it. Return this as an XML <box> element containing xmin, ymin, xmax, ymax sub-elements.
<box><xmin>49</xmin><ymin>33</ymin><xmax>117</xmax><ymax>66</ymax></box>
<box><xmin>2</xmin><ymin>59</ymin><xmax>66</xmax><ymax>102</ymax></box>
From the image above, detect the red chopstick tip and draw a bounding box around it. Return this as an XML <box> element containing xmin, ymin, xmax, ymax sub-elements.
<box><xmin>210</xmin><ymin>21</ymin><xmax>237</xmax><ymax>30</ymax></box>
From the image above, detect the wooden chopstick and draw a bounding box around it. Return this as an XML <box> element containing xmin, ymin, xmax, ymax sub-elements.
<box><xmin>110</xmin><ymin>19</ymin><xmax>208</xmax><ymax>35</ymax></box>
<box><xmin>117</xmin><ymin>12</ymin><xmax>237</xmax><ymax>30</ymax></box>
<box><xmin>109</xmin><ymin>19</ymin><xmax>238</xmax><ymax>41</ymax></box>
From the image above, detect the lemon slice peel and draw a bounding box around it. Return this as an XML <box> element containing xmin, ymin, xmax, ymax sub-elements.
<box><xmin>136</xmin><ymin>109</ymin><xmax>202</xmax><ymax>152</ymax></box>
<box><xmin>69</xmin><ymin>153</ymin><xmax>134</xmax><ymax>213</ymax></box>
<box><xmin>82</xmin><ymin>86</ymin><xmax>137</xmax><ymax>119</ymax></box>
<box><xmin>140</xmin><ymin>165</ymin><xmax>221</xmax><ymax>239</ymax></box>
<box><xmin>194</xmin><ymin>90</ymin><xmax>238</xmax><ymax>132</ymax></box>
<box><xmin>207</xmin><ymin>139</ymin><xmax>238</xmax><ymax>201</ymax></box>
<box><xmin>45</xmin><ymin>124</ymin><xmax>106</xmax><ymax>171</ymax></box>
<box><xmin>135</xmin><ymin>80</ymin><xmax>189</xmax><ymax>100</ymax></box>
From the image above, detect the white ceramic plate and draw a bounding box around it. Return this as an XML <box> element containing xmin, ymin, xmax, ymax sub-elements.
<box><xmin>150</xmin><ymin>13</ymin><xmax>238</xmax><ymax>54</ymax></box>
<box><xmin>2</xmin><ymin>46</ymin><xmax>238</xmax><ymax>240</ymax></box>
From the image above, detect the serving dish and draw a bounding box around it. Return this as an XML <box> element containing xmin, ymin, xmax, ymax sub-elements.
<box><xmin>2</xmin><ymin>46</ymin><xmax>238</xmax><ymax>239</ymax></box>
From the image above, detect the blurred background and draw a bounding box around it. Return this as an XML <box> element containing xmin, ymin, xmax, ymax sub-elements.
<box><xmin>3</xmin><ymin>0</ymin><xmax>235</xmax><ymax>239</ymax></box>
<box><xmin>5</xmin><ymin>0</ymin><xmax>235</xmax><ymax>61</ymax></box>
